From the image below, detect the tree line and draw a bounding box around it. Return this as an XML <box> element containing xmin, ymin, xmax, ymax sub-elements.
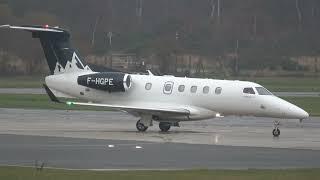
<box><xmin>0</xmin><ymin>0</ymin><xmax>320</xmax><ymax>75</ymax></box>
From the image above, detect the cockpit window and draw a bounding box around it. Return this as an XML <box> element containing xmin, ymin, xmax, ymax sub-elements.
<box><xmin>243</xmin><ymin>87</ymin><xmax>255</xmax><ymax>94</ymax></box>
<box><xmin>255</xmin><ymin>87</ymin><xmax>273</xmax><ymax>95</ymax></box>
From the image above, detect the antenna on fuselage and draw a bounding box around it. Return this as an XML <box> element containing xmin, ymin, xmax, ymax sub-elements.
<box><xmin>147</xmin><ymin>70</ymin><xmax>154</xmax><ymax>76</ymax></box>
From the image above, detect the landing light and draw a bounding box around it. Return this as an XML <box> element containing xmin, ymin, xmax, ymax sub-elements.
<box><xmin>216</xmin><ymin>113</ymin><xmax>224</xmax><ymax>118</ymax></box>
<box><xmin>66</xmin><ymin>101</ymin><xmax>74</xmax><ymax>106</ymax></box>
<box><xmin>44</xmin><ymin>24</ymin><xmax>49</xmax><ymax>28</ymax></box>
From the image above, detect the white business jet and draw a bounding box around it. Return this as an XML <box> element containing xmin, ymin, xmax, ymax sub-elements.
<box><xmin>0</xmin><ymin>25</ymin><xmax>309</xmax><ymax>137</ymax></box>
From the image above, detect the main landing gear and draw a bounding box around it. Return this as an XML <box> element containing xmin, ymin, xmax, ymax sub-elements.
<box><xmin>136</xmin><ymin>119</ymin><xmax>148</xmax><ymax>132</ymax></box>
<box><xmin>159</xmin><ymin>122</ymin><xmax>171</xmax><ymax>132</ymax></box>
<box><xmin>159</xmin><ymin>122</ymin><xmax>179</xmax><ymax>132</ymax></box>
<box><xmin>136</xmin><ymin>117</ymin><xmax>180</xmax><ymax>132</ymax></box>
<box><xmin>136</xmin><ymin>115</ymin><xmax>153</xmax><ymax>132</ymax></box>
<box><xmin>272</xmin><ymin>120</ymin><xmax>280</xmax><ymax>137</ymax></box>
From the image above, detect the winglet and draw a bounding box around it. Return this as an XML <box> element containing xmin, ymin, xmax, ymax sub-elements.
<box><xmin>43</xmin><ymin>84</ymin><xmax>61</xmax><ymax>103</ymax></box>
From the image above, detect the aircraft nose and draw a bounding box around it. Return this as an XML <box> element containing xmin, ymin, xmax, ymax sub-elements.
<box><xmin>288</xmin><ymin>105</ymin><xmax>309</xmax><ymax>119</ymax></box>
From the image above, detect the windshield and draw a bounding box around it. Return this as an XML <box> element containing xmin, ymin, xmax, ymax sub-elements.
<box><xmin>255</xmin><ymin>87</ymin><xmax>273</xmax><ymax>95</ymax></box>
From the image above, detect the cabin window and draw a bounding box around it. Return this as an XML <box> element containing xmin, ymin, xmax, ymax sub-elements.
<box><xmin>163</xmin><ymin>81</ymin><xmax>174</xmax><ymax>94</ymax></box>
<box><xmin>215</xmin><ymin>87</ymin><xmax>222</xmax><ymax>94</ymax></box>
<box><xmin>256</xmin><ymin>87</ymin><xmax>273</xmax><ymax>95</ymax></box>
<box><xmin>243</xmin><ymin>87</ymin><xmax>255</xmax><ymax>94</ymax></box>
<box><xmin>203</xmin><ymin>86</ymin><xmax>210</xmax><ymax>94</ymax></box>
<box><xmin>164</xmin><ymin>84</ymin><xmax>172</xmax><ymax>92</ymax></box>
<box><xmin>178</xmin><ymin>85</ymin><xmax>185</xmax><ymax>92</ymax></box>
<box><xmin>145</xmin><ymin>83</ymin><xmax>152</xmax><ymax>90</ymax></box>
<box><xmin>191</xmin><ymin>86</ymin><xmax>197</xmax><ymax>93</ymax></box>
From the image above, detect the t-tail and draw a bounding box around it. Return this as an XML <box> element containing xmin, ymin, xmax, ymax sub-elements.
<box><xmin>0</xmin><ymin>24</ymin><xmax>92</xmax><ymax>75</ymax></box>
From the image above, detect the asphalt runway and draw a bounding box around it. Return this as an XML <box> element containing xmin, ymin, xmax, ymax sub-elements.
<box><xmin>1</xmin><ymin>134</ymin><xmax>320</xmax><ymax>170</ymax></box>
<box><xmin>1</xmin><ymin>108</ymin><xmax>320</xmax><ymax>149</ymax></box>
<box><xmin>0</xmin><ymin>108</ymin><xmax>320</xmax><ymax>169</ymax></box>
<box><xmin>0</xmin><ymin>88</ymin><xmax>319</xmax><ymax>97</ymax></box>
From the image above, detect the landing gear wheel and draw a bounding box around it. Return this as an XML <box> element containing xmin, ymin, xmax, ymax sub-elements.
<box><xmin>272</xmin><ymin>120</ymin><xmax>281</xmax><ymax>137</ymax></box>
<box><xmin>159</xmin><ymin>122</ymin><xmax>171</xmax><ymax>132</ymax></box>
<box><xmin>272</xmin><ymin>128</ymin><xmax>280</xmax><ymax>137</ymax></box>
<box><xmin>136</xmin><ymin>120</ymin><xmax>148</xmax><ymax>132</ymax></box>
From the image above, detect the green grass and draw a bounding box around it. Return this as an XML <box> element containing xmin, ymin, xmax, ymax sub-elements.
<box><xmin>283</xmin><ymin>96</ymin><xmax>320</xmax><ymax>116</ymax></box>
<box><xmin>0</xmin><ymin>94</ymin><xmax>107</xmax><ymax>111</ymax></box>
<box><xmin>0</xmin><ymin>94</ymin><xmax>319</xmax><ymax>116</ymax></box>
<box><xmin>0</xmin><ymin>76</ymin><xmax>320</xmax><ymax>92</ymax></box>
<box><xmin>0</xmin><ymin>166</ymin><xmax>319</xmax><ymax>180</ymax></box>
<box><xmin>240</xmin><ymin>77</ymin><xmax>320</xmax><ymax>92</ymax></box>
<box><xmin>0</xmin><ymin>76</ymin><xmax>44</xmax><ymax>88</ymax></box>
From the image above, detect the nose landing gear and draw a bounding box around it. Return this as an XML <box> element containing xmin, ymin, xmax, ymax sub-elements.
<box><xmin>272</xmin><ymin>120</ymin><xmax>280</xmax><ymax>137</ymax></box>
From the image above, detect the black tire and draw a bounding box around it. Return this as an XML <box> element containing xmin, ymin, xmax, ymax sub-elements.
<box><xmin>159</xmin><ymin>122</ymin><xmax>171</xmax><ymax>132</ymax></box>
<box><xmin>136</xmin><ymin>120</ymin><xmax>148</xmax><ymax>132</ymax></box>
<box><xmin>272</xmin><ymin>128</ymin><xmax>280</xmax><ymax>137</ymax></box>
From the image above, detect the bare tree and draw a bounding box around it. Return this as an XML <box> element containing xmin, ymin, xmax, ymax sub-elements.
<box><xmin>295</xmin><ymin>0</ymin><xmax>302</xmax><ymax>30</ymax></box>
<box><xmin>253</xmin><ymin>15</ymin><xmax>257</xmax><ymax>39</ymax></box>
<box><xmin>91</xmin><ymin>16</ymin><xmax>99</xmax><ymax>47</ymax></box>
<box><xmin>210</xmin><ymin>0</ymin><xmax>215</xmax><ymax>18</ymax></box>
<box><xmin>217</xmin><ymin>0</ymin><xmax>220</xmax><ymax>24</ymax></box>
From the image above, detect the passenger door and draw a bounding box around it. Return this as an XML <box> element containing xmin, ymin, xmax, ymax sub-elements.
<box><xmin>163</xmin><ymin>81</ymin><xmax>174</xmax><ymax>95</ymax></box>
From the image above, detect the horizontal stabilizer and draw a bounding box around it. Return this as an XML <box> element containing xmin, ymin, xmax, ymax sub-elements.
<box><xmin>1</xmin><ymin>24</ymin><xmax>92</xmax><ymax>75</ymax></box>
<box><xmin>0</xmin><ymin>24</ymin><xmax>64</xmax><ymax>33</ymax></box>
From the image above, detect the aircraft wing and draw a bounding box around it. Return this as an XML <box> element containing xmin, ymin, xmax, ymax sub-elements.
<box><xmin>42</xmin><ymin>83</ymin><xmax>189</xmax><ymax>115</ymax></box>
<box><xmin>66</xmin><ymin>101</ymin><xmax>190</xmax><ymax>116</ymax></box>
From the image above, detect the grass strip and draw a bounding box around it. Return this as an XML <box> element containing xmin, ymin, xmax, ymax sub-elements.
<box><xmin>0</xmin><ymin>76</ymin><xmax>320</xmax><ymax>92</ymax></box>
<box><xmin>240</xmin><ymin>77</ymin><xmax>320</xmax><ymax>92</ymax></box>
<box><xmin>283</xmin><ymin>96</ymin><xmax>320</xmax><ymax>116</ymax></box>
<box><xmin>0</xmin><ymin>76</ymin><xmax>44</xmax><ymax>88</ymax></box>
<box><xmin>0</xmin><ymin>94</ymin><xmax>107</xmax><ymax>111</ymax></box>
<box><xmin>0</xmin><ymin>166</ymin><xmax>319</xmax><ymax>180</ymax></box>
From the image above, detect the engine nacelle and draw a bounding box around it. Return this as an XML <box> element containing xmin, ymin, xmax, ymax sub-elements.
<box><xmin>77</xmin><ymin>72</ymin><xmax>132</xmax><ymax>92</ymax></box>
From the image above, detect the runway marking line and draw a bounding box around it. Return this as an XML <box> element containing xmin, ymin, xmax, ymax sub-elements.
<box><xmin>0</xmin><ymin>142</ymin><xmax>161</xmax><ymax>148</ymax></box>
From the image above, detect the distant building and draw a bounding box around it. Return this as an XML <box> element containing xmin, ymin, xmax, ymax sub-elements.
<box><xmin>291</xmin><ymin>56</ymin><xmax>320</xmax><ymax>72</ymax></box>
<box><xmin>86</xmin><ymin>52</ymin><xmax>233</xmax><ymax>76</ymax></box>
<box><xmin>86</xmin><ymin>53</ymin><xmax>145</xmax><ymax>72</ymax></box>
<box><xmin>0</xmin><ymin>50</ymin><xmax>27</xmax><ymax>74</ymax></box>
<box><xmin>174</xmin><ymin>54</ymin><xmax>229</xmax><ymax>76</ymax></box>
<box><xmin>110</xmin><ymin>53</ymin><xmax>141</xmax><ymax>71</ymax></box>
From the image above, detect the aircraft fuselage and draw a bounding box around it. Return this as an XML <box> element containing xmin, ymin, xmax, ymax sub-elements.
<box><xmin>46</xmin><ymin>72</ymin><xmax>309</xmax><ymax>122</ymax></box>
